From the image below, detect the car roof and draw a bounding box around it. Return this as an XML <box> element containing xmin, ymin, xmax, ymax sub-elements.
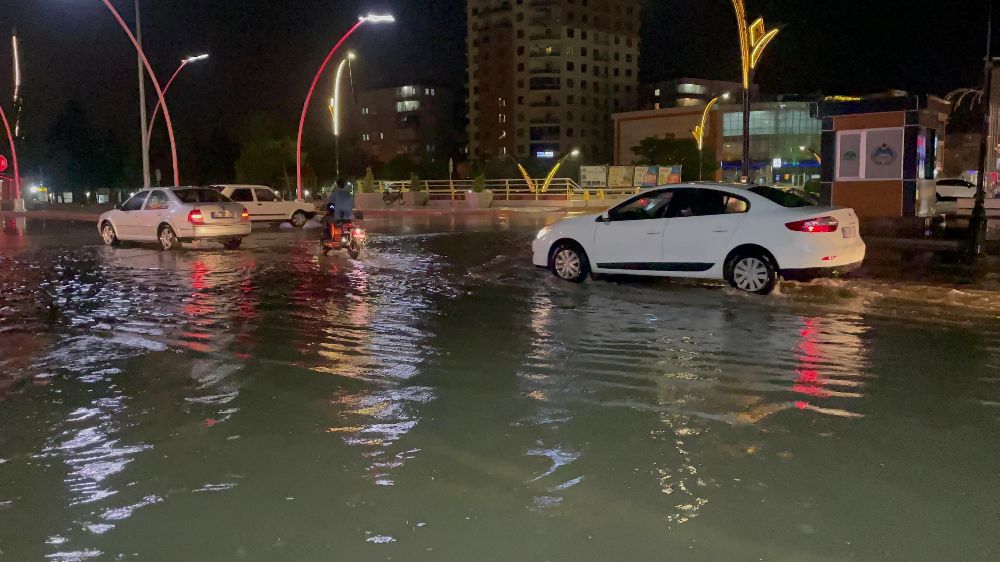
<box><xmin>211</xmin><ymin>184</ymin><xmax>271</xmax><ymax>189</ymax></box>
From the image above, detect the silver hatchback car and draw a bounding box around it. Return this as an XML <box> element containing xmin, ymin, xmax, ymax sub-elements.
<box><xmin>98</xmin><ymin>187</ymin><xmax>252</xmax><ymax>250</ymax></box>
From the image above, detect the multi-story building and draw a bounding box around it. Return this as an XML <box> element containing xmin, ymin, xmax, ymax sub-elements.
<box><xmin>357</xmin><ymin>84</ymin><xmax>460</xmax><ymax>163</ymax></box>
<box><xmin>467</xmin><ymin>0</ymin><xmax>641</xmax><ymax>165</ymax></box>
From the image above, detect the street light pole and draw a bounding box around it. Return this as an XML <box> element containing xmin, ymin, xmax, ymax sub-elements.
<box><xmin>0</xmin><ymin>103</ymin><xmax>21</xmax><ymax>207</ymax></box>
<box><xmin>540</xmin><ymin>148</ymin><xmax>581</xmax><ymax>194</ymax></box>
<box><xmin>145</xmin><ymin>54</ymin><xmax>209</xmax><ymax>149</ymax></box>
<box><xmin>970</xmin><ymin>0</ymin><xmax>993</xmax><ymax>258</ymax></box>
<box><xmin>98</xmin><ymin>0</ymin><xmax>180</xmax><ymax>186</ymax></box>
<box><xmin>731</xmin><ymin>1</ymin><xmax>779</xmax><ymax>183</ymax></box>
<box><xmin>330</xmin><ymin>52</ymin><xmax>356</xmax><ymax>180</ymax></box>
<box><xmin>296</xmin><ymin>15</ymin><xmax>393</xmax><ymax>201</ymax></box>
<box><xmin>691</xmin><ymin>93</ymin><xmax>728</xmax><ymax>181</ymax></box>
<box><xmin>135</xmin><ymin>0</ymin><xmax>151</xmax><ymax>188</ymax></box>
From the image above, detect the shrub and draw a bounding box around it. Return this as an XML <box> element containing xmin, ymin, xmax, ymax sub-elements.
<box><xmin>409</xmin><ymin>173</ymin><xmax>425</xmax><ymax>192</ymax></box>
<box><xmin>472</xmin><ymin>174</ymin><xmax>487</xmax><ymax>193</ymax></box>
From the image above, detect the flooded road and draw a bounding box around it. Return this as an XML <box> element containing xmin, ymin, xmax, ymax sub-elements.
<box><xmin>1</xmin><ymin>216</ymin><xmax>999</xmax><ymax>560</ymax></box>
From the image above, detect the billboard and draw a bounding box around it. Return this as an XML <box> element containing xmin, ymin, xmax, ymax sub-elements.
<box><xmin>657</xmin><ymin>165</ymin><xmax>683</xmax><ymax>185</ymax></box>
<box><xmin>580</xmin><ymin>166</ymin><xmax>608</xmax><ymax>188</ymax></box>
<box><xmin>607</xmin><ymin>166</ymin><xmax>634</xmax><ymax>188</ymax></box>
<box><xmin>633</xmin><ymin>166</ymin><xmax>659</xmax><ymax>188</ymax></box>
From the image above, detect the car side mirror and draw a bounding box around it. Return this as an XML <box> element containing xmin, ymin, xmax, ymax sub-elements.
<box><xmin>114</xmin><ymin>203</ymin><xmax>122</xmax><ymax>211</ymax></box>
<box><xmin>597</xmin><ymin>211</ymin><xmax>610</xmax><ymax>223</ymax></box>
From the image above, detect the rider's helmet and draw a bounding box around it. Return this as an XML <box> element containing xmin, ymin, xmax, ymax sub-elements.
<box><xmin>326</xmin><ymin>202</ymin><xmax>337</xmax><ymax>214</ymax></box>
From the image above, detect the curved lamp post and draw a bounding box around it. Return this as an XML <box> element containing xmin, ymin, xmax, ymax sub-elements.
<box><xmin>540</xmin><ymin>148</ymin><xmax>580</xmax><ymax>194</ymax></box>
<box><xmin>799</xmin><ymin>145</ymin><xmax>821</xmax><ymax>164</ymax></box>
<box><xmin>0</xmin><ymin>103</ymin><xmax>20</xmax><ymax>205</ymax></box>
<box><xmin>98</xmin><ymin>0</ymin><xmax>180</xmax><ymax>185</ymax></box>
<box><xmin>327</xmin><ymin>51</ymin><xmax>356</xmax><ymax>180</ymax></box>
<box><xmin>502</xmin><ymin>153</ymin><xmax>536</xmax><ymax>192</ymax></box>
<box><xmin>145</xmin><ymin>54</ymin><xmax>209</xmax><ymax>148</ymax></box>
<box><xmin>731</xmin><ymin>0</ymin><xmax>779</xmax><ymax>182</ymax></box>
<box><xmin>691</xmin><ymin>92</ymin><xmax>730</xmax><ymax>181</ymax></box>
<box><xmin>296</xmin><ymin>14</ymin><xmax>394</xmax><ymax>200</ymax></box>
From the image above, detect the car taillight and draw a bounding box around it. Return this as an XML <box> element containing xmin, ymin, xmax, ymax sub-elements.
<box><xmin>241</xmin><ymin>208</ymin><xmax>250</xmax><ymax>221</ymax></box>
<box><xmin>785</xmin><ymin>216</ymin><xmax>839</xmax><ymax>233</ymax></box>
<box><xmin>188</xmin><ymin>209</ymin><xmax>205</xmax><ymax>225</ymax></box>
<box><xmin>353</xmin><ymin>227</ymin><xmax>364</xmax><ymax>236</ymax></box>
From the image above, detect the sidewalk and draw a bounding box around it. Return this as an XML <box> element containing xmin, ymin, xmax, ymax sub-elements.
<box><xmin>0</xmin><ymin>208</ymin><xmax>101</xmax><ymax>222</ymax></box>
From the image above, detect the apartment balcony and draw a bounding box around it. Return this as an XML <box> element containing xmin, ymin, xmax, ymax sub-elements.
<box><xmin>528</xmin><ymin>100</ymin><xmax>561</xmax><ymax>108</ymax></box>
<box><xmin>529</xmin><ymin>65</ymin><xmax>560</xmax><ymax>75</ymax></box>
<box><xmin>528</xmin><ymin>48</ymin><xmax>562</xmax><ymax>58</ymax></box>
<box><xmin>528</xmin><ymin>30</ymin><xmax>561</xmax><ymax>41</ymax></box>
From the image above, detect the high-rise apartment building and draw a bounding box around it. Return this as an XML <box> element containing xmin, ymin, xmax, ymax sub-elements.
<box><xmin>467</xmin><ymin>0</ymin><xmax>640</xmax><ymax>164</ymax></box>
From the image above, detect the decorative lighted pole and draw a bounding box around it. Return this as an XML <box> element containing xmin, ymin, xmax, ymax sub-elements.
<box><xmin>97</xmin><ymin>0</ymin><xmax>180</xmax><ymax>185</ymax></box>
<box><xmin>0</xmin><ymin>102</ymin><xmax>21</xmax><ymax>209</ymax></box>
<box><xmin>145</xmin><ymin>54</ymin><xmax>209</xmax><ymax>149</ymax></box>
<box><xmin>539</xmin><ymin>148</ymin><xmax>581</xmax><ymax>195</ymax></box>
<box><xmin>296</xmin><ymin>14</ymin><xmax>394</xmax><ymax>201</ymax></box>
<box><xmin>731</xmin><ymin>0</ymin><xmax>779</xmax><ymax>183</ymax></box>
<box><xmin>503</xmin><ymin>153</ymin><xmax>536</xmax><ymax>192</ymax></box>
<box><xmin>799</xmin><ymin>145</ymin><xmax>821</xmax><ymax>164</ymax></box>
<box><xmin>691</xmin><ymin>93</ymin><xmax>730</xmax><ymax>181</ymax></box>
<box><xmin>328</xmin><ymin>51</ymin><xmax>357</xmax><ymax>180</ymax></box>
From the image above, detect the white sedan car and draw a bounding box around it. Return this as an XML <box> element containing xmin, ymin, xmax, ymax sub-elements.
<box><xmin>211</xmin><ymin>184</ymin><xmax>316</xmax><ymax>227</ymax></box>
<box><xmin>98</xmin><ymin>187</ymin><xmax>251</xmax><ymax>250</ymax></box>
<box><xmin>935</xmin><ymin>178</ymin><xmax>977</xmax><ymax>200</ymax></box>
<box><xmin>532</xmin><ymin>183</ymin><xmax>866</xmax><ymax>294</ymax></box>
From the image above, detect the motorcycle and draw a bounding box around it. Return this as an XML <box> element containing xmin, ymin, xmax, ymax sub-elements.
<box><xmin>321</xmin><ymin>205</ymin><xmax>366</xmax><ymax>259</ymax></box>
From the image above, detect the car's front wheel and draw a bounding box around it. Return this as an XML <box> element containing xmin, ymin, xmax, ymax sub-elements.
<box><xmin>158</xmin><ymin>225</ymin><xmax>180</xmax><ymax>251</ymax></box>
<box><xmin>726</xmin><ymin>251</ymin><xmax>777</xmax><ymax>295</ymax></box>
<box><xmin>100</xmin><ymin>222</ymin><xmax>119</xmax><ymax>246</ymax></box>
<box><xmin>550</xmin><ymin>242</ymin><xmax>590</xmax><ymax>283</ymax></box>
<box><xmin>290</xmin><ymin>211</ymin><xmax>307</xmax><ymax>228</ymax></box>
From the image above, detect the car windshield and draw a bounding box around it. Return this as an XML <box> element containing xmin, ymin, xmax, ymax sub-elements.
<box><xmin>748</xmin><ymin>185</ymin><xmax>817</xmax><ymax>208</ymax></box>
<box><xmin>174</xmin><ymin>189</ymin><xmax>230</xmax><ymax>204</ymax></box>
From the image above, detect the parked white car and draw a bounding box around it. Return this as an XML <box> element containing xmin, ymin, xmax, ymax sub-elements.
<box><xmin>935</xmin><ymin>178</ymin><xmax>977</xmax><ymax>200</ymax></box>
<box><xmin>211</xmin><ymin>185</ymin><xmax>316</xmax><ymax>227</ymax></box>
<box><xmin>532</xmin><ymin>183</ymin><xmax>866</xmax><ymax>294</ymax></box>
<box><xmin>98</xmin><ymin>187</ymin><xmax>251</xmax><ymax>250</ymax></box>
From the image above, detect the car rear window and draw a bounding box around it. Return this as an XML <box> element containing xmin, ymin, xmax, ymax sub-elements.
<box><xmin>174</xmin><ymin>189</ymin><xmax>230</xmax><ymax>203</ymax></box>
<box><xmin>749</xmin><ymin>185</ymin><xmax>817</xmax><ymax>208</ymax></box>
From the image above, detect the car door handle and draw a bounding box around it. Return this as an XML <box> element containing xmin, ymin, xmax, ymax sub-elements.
<box><xmin>712</xmin><ymin>228</ymin><xmax>729</xmax><ymax>233</ymax></box>
<box><xmin>645</xmin><ymin>230</ymin><xmax>661</xmax><ymax>235</ymax></box>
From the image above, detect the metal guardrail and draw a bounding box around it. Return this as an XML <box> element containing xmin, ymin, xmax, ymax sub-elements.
<box><xmin>368</xmin><ymin>178</ymin><xmax>642</xmax><ymax>202</ymax></box>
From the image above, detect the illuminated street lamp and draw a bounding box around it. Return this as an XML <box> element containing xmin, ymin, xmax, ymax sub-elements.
<box><xmin>502</xmin><ymin>152</ymin><xmax>536</xmax><ymax>192</ymax></box>
<box><xmin>540</xmin><ymin>148</ymin><xmax>581</xmax><ymax>194</ymax></box>
<box><xmin>328</xmin><ymin>51</ymin><xmax>357</xmax><ymax>180</ymax></box>
<box><xmin>0</xmin><ymin>102</ymin><xmax>21</xmax><ymax>208</ymax></box>
<box><xmin>95</xmin><ymin>0</ymin><xmax>180</xmax><ymax>185</ymax></box>
<box><xmin>296</xmin><ymin>14</ymin><xmax>394</xmax><ymax>200</ymax></box>
<box><xmin>731</xmin><ymin>0</ymin><xmax>780</xmax><ymax>182</ymax></box>
<box><xmin>799</xmin><ymin>145</ymin><xmax>821</xmax><ymax>164</ymax></box>
<box><xmin>691</xmin><ymin>92</ymin><xmax>730</xmax><ymax>181</ymax></box>
<box><xmin>145</xmin><ymin>54</ymin><xmax>209</xmax><ymax>153</ymax></box>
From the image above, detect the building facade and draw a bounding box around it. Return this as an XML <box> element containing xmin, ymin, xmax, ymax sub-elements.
<box><xmin>467</xmin><ymin>0</ymin><xmax>641</xmax><ymax>165</ymax></box>
<box><xmin>640</xmin><ymin>77</ymin><xmax>751</xmax><ymax>110</ymax></box>
<box><xmin>358</xmin><ymin>84</ymin><xmax>459</xmax><ymax>163</ymax></box>
<box><xmin>612</xmin><ymin>100</ymin><xmax>822</xmax><ymax>186</ymax></box>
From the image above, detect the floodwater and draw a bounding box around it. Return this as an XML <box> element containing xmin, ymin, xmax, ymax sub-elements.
<box><xmin>1</xmin><ymin>215</ymin><xmax>998</xmax><ymax>561</ymax></box>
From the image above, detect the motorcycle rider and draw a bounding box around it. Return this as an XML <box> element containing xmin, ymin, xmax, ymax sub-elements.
<box><xmin>323</xmin><ymin>180</ymin><xmax>355</xmax><ymax>242</ymax></box>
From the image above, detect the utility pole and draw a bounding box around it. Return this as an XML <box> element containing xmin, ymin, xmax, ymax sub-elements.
<box><xmin>970</xmin><ymin>0</ymin><xmax>993</xmax><ymax>258</ymax></box>
<box><xmin>135</xmin><ymin>0</ymin><xmax>151</xmax><ymax>188</ymax></box>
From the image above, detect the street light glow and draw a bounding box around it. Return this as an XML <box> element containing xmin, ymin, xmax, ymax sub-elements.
<box><xmin>721</xmin><ymin>92</ymin><xmax>732</xmax><ymax>100</ymax></box>
<box><xmin>347</xmin><ymin>51</ymin><xmax>357</xmax><ymax>60</ymax></box>
<box><xmin>570</xmin><ymin>149</ymin><xmax>581</xmax><ymax>157</ymax></box>
<box><xmin>362</xmin><ymin>14</ymin><xmax>395</xmax><ymax>23</ymax></box>
<box><xmin>183</xmin><ymin>53</ymin><xmax>209</xmax><ymax>64</ymax></box>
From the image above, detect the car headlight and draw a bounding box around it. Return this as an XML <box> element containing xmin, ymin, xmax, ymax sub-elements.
<box><xmin>536</xmin><ymin>226</ymin><xmax>552</xmax><ymax>240</ymax></box>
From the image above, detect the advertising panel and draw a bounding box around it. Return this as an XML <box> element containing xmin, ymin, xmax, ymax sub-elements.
<box><xmin>633</xmin><ymin>166</ymin><xmax>659</xmax><ymax>188</ymax></box>
<box><xmin>657</xmin><ymin>165</ymin><xmax>683</xmax><ymax>185</ymax></box>
<box><xmin>607</xmin><ymin>166</ymin><xmax>634</xmax><ymax>188</ymax></box>
<box><xmin>580</xmin><ymin>166</ymin><xmax>608</xmax><ymax>188</ymax></box>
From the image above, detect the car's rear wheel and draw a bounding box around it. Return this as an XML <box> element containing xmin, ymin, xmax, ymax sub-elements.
<box><xmin>158</xmin><ymin>225</ymin><xmax>180</xmax><ymax>251</ymax></box>
<box><xmin>550</xmin><ymin>242</ymin><xmax>589</xmax><ymax>283</ymax></box>
<box><xmin>223</xmin><ymin>238</ymin><xmax>243</xmax><ymax>250</ymax></box>
<box><xmin>100</xmin><ymin>222</ymin><xmax>119</xmax><ymax>246</ymax></box>
<box><xmin>726</xmin><ymin>251</ymin><xmax>777</xmax><ymax>295</ymax></box>
<box><xmin>290</xmin><ymin>211</ymin><xmax>307</xmax><ymax>228</ymax></box>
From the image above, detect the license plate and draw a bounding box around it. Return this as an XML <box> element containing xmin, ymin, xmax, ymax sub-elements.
<box><xmin>842</xmin><ymin>226</ymin><xmax>857</xmax><ymax>238</ymax></box>
<box><xmin>212</xmin><ymin>211</ymin><xmax>234</xmax><ymax>219</ymax></box>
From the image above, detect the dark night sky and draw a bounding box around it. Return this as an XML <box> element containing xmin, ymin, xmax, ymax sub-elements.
<box><xmin>0</xmin><ymin>0</ymin><xmax>995</xmax><ymax>175</ymax></box>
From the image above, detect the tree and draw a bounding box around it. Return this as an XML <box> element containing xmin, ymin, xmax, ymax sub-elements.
<box><xmin>631</xmin><ymin>137</ymin><xmax>718</xmax><ymax>181</ymax></box>
<box><xmin>378</xmin><ymin>155</ymin><xmax>417</xmax><ymax>180</ymax></box>
<box><xmin>234</xmin><ymin>113</ymin><xmax>300</xmax><ymax>189</ymax></box>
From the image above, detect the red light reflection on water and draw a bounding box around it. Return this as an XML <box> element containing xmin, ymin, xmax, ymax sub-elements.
<box><xmin>792</xmin><ymin>318</ymin><xmax>830</xmax><ymax>404</ymax></box>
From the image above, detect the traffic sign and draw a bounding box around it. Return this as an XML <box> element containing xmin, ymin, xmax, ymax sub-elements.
<box><xmin>0</xmin><ymin>154</ymin><xmax>7</xmax><ymax>173</ymax></box>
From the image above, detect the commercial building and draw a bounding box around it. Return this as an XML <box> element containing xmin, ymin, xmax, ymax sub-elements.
<box><xmin>640</xmin><ymin>77</ymin><xmax>751</xmax><ymax>110</ymax></box>
<box><xmin>357</xmin><ymin>84</ymin><xmax>460</xmax><ymax>163</ymax></box>
<box><xmin>467</xmin><ymin>0</ymin><xmax>641</xmax><ymax>164</ymax></box>
<box><xmin>612</xmin><ymin>99</ymin><xmax>822</xmax><ymax>186</ymax></box>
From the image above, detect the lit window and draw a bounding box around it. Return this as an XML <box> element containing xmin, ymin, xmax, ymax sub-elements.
<box><xmin>654</xmin><ymin>88</ymin><xmax>661</xmax><ymax>96</ymax></box>
<box><xmin>396</xmin><ymin>100</ymin><xmax>421</xmax><ymax>112</ymax></box>
<box><xmin>676</xmin><ymin>83</ymin><xmax>707</xmax><ymax>95</ymax></box>
<box><xmin>379</xmin><ymin>132</ymin><xmax>384</xmax><ymax>140</ymax></box>
<box><xmin>397</xmin><ymin>85</ymin><xmax>417</xmax><ymax>98</ymax></box>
